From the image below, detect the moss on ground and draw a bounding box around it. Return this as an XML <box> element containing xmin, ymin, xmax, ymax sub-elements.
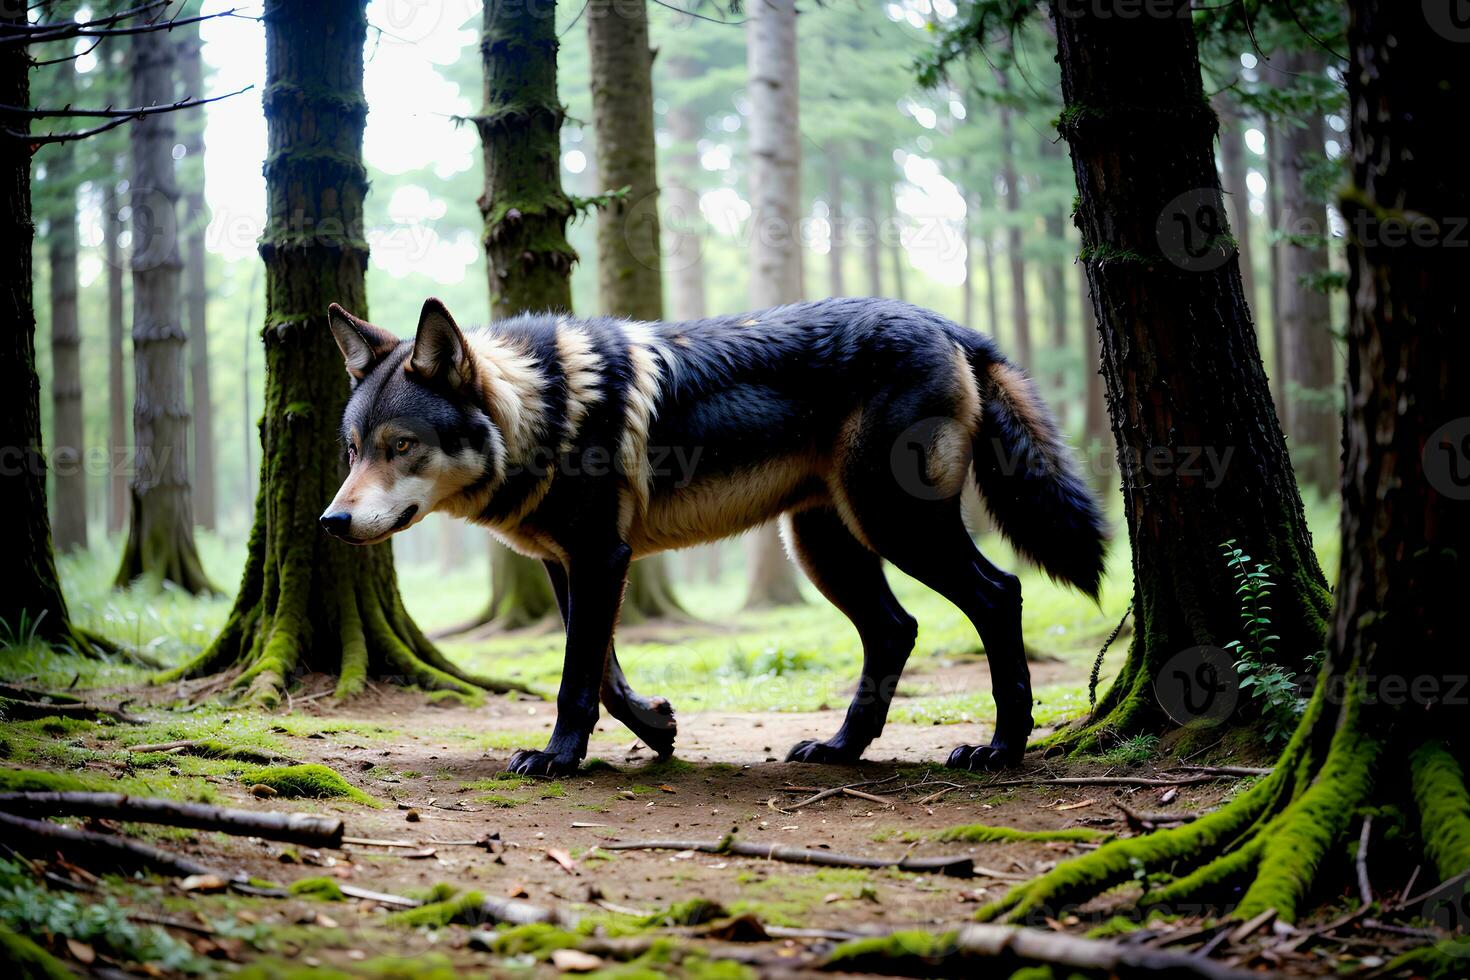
<box><xmin>245</xmin><ymin>764</ymin><xmax>376</xmax><ymax>805</ymax></box>
<box><xmin>916</xmin><ymin>824</ymin><xmax>1110</xmax><ymax>844</ymax></box>
<box><xmin>0</xmin><ymin>927</ymin><xmax>74</xmax><ymax>980</ymax></box>
<box><xmin>824</xmin><ymin>929</ymin><xmax>959</xmax><ymax>973</ymax></box>
<box><xmin>386</xmin><ymin>890</ymin><xmax>487</xmax><ymax>928</ymax></box>
<box><xmin>0</xmin><ymin>767</ymin><xmax>95</xmax><ymax>792</ymax></box>
<box><xmin>287</xmin><ymin>876</ymin><xmax>346</xmax><ymax>901</ymax></box>
<box><xmin>483</xmin><ymin>922</ymin><xmax>580</xmax><ymax>956</ymax></box>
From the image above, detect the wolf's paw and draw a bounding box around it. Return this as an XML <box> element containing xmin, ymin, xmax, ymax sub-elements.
<box><xmin>507</xmin><ymin>748</ymin><xmax>581</xmax><ymax>777</ymax></box>
<box><xmin>786</xmin><ymin>738</ymin><xmax>863</xmax><ymax>765</ymax></box>
<box><xmin>945</xmin><ymin>741</ymin><xmax>1024</xmax><ymax>772</ymax></box>
<box><xmin>628</xmin><ymin>695</ymin><xmax>677</xmax><ymax>758</ymax></box>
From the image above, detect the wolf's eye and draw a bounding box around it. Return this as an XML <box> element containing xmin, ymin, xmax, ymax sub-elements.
<box><xmin>394</xmin><ymin>437</ymin><xmax>416</xmax><ymax>455</ymax></box>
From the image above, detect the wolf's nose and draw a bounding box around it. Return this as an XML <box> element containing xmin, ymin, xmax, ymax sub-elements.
<box><xmin>319</xmin><ymin>512</ymin><xmax>352</xmax><ymax>538</ymax></box>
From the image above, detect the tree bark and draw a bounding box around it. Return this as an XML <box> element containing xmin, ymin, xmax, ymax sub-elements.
<box><xmin>663</xmin><ymin>53</ymin><xmax>706</xmax><ymax>322</ymax></box>
<box><xmin>1078</xmin><ymin>261</ymin><xmax>1109</xmax><ymax>461</ymax></box>
<box><xmin>163</xmin><ymin>0</ymin><xmax>496</xmax><ymax>704</ymax></box>
<box><xmin>106</xmin><ymin>174</ymin><xmax>129</xmax><ymax>535</ymax></box>
<box><xmin>982</xmin><ymin>1</ymin><xmax>1470</xmax><ymax>927</ymax></box>
<box><xmin>586</xmin><ymin>0</ymin><xmax>687</xmax><ymax>623</ymax></box>
<box><xmin>743</xmin><ymin>0</ymin><xmax>805</xmax><ymax>609</ymax></box>
<box><xmin>115</xmin><ymin>25</ymin><xmax>214</xmax><ymax>593</ymax></box>
<box><xmin>46</xmin><ymin>118</ymin><xmax>86</xmax><ymax>553</ymax></box>
<box><xmin>177</xmin><ymin>16</ymin><xmax>215</xmax><ymax>531</ymax></box>
<box><xmin>1275</xmin><ymin>48</ymin><xmax>1338</xmax><ymax>498</ymax></box>
<box><xmin>1048</xmin><ymin>0</ymin><xmax>1330</xmax><ymax>746</ymax></box>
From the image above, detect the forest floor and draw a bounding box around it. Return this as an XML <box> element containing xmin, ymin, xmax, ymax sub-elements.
<box><xmin>4</xmin><ymin>505</ymin><xmax>1429</xmax><ymax>978</ymax></box>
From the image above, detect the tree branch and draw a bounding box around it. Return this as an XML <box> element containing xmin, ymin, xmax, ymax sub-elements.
<box><xmin>2</xmin><ymin>84</ymin><xmax>253</xmax><ymax>146</ymax></box>
<box><xmin>1</xmin><ymin>6</ymin><xmax>249</xmax><ymax>47</ymax></box>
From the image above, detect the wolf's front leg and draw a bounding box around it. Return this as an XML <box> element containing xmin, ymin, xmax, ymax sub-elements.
<box><xmin>508</xmin><ymin>543</ymin><xmax>632</xmax><ymax>776</ymax></box>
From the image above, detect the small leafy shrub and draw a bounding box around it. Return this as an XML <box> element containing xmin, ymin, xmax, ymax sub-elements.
<box><xmin>1221</xmin><ymin>541</ymin><xmax>1302</xmax><ymax>743</ymax></box>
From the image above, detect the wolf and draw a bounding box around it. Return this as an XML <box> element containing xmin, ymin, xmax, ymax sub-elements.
<box><xmin>323</xmin><ymin>296</ymin><xmax>1105</xmax><ymax>776</ymax></box>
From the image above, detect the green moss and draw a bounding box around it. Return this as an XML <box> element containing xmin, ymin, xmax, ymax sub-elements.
<box><xmin>286</xmin><ymin>876</ymin><xmax>345</xmax><ymax>901</ymax></box>
<box><xmin>1384</xmin><ymin>939</ymin><xmax>1470</xmax><ymax>979</ymax></box>
<box><xmin>1410</xmin><ymin>741</ymin><xmax>1470</xmax><ymax>881</ymax></box>
<box><xmin>923</xmin><ymin>824</ymin><xmax>1109</xmax><ymax>844</ymax></box>
<box><xmin>0</xmin><ymin>767</ymin><xmax>94</xmax><ymax>792</ymax></box>
<box><xmin>824</xmin><ymin>930</ymin><xmax>959</xmax><ymax>972</ymax></box>
<box><xmin>387</xmin><ymin>890</ymin><xmax>486</xmax><ymax>928</ymax></box>
<box><xmin>245</xmin><ymin>764</ymin><xmax>375</xmax><ymax>805</ymax></box>
<box><xmin>485</xmin><ymin>922</ymin><xmax>579</xmax><ymax>956</ymax></box>
<box><xmin>404</xmin><ymin>882</ymin><xmax>460</xmax><ymax>903</ymax></box>
<box><xmin>0</xmin><ymin>927</ymin><xmax>74</xmax><ymax>980</ymax></box>
<box><xmin>638</xmin><ymin>898</ymin><xmax>726</xmax><ymax>928</ymax></box>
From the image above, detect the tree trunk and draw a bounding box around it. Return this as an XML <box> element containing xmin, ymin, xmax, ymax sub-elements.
<box><xmin>1079</xmin><ymin>262</ymin><xmax>1108</xmax><ymax>460</ymax></box>
<box><xmin>998</xmin><ymin>97</ymin><xmax>1031</xmax><ymax>365</ymax></box>
<box><xmin>1048</xmin><ymin>0</ymin><xmax>1330</xmax><ymax>747</ymax></box>
<box><xmin>743</xmin><ymin>0</ymin><xmax>805</xmax><ymax>610</ymax></box>
<box><xmin>115</xmin><ymin>26</ymin><xmax>214</xmax><ymax>593</ymax></box>
<box><xmin>664</xmin><ymin>54</ymin><xmax>706</xmax><ymax>322</ymax></box>
<box><xmin>462</xmin><ymin>0</ymin><xmax>582</xmax><ymax>633</ymax></box>
<box><xmin>859</xmin><ymin>170</ymin><xmax>882</xmax><ymax>296</ymax></box>
<box><xmin>162</xmin><ymin>0</ymin><xmax>497</xmax><ymax>704</ymax></box>
<box><xmin>47</xmin><ymin>130</ymin><xmax>86</xmax><ymax>553</ymax></box>
<box><xmin>983</xmin><ymin>230</ymin><xmax>999</xmax><ymax>335</ymax></box>
<box><xmin>177</xmin><ymin>17</ymin><xmax>215</xmax><ymax>531</ymax></box>
<box><xmin>961</xmin><ymin>191</ymin><xmax>975</xmax><ymax>327</ymax></box>
<box><xmin>106</xmin><ymin>177</ymin><xmax>128</xmax><ymax>535</ymax></box>
<box><xmin>825</xmin><ymin>146</ymin><xmax>845</xmax><ymax>298</ymax></box>
<box><xmin>983</xmin><ymin>2</ymin><xmax>1470</xmax><ymax>929</ymax></box>
<box><xmin>1275</xmin><ymin>48</ymin><xmax>1338</xmax><ymax>498</ymax></box>
<box><xmin>1213</xmin><ymin>95</ymin><xmax>1258</xmax><ymax>317</ymax></box>
<box><xmin>586</xmin><ymin>0</ymin><xmax>687</xmax><ymax>623</ymax></box>
<box><xmin>887</xmin><ymin>186</ymin><xmax>906</xmax><ymax>303</ymax></box>
<box><xmin>1264</xmin><ymin>117</ymin><xmax>1288</xmax><ymax>420</ymax></box>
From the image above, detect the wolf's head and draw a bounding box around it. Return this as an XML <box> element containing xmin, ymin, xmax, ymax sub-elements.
<box><xmin>319</xmin><ymin>298</ymin><xmax>503</xmax><ymax>545</ymax></box>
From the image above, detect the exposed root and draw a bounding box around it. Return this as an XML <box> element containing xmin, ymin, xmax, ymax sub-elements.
<box><xmin>1411</xmin><ymin>741</ymin><xmax>1470</xmax><ymax>881</ymax></box>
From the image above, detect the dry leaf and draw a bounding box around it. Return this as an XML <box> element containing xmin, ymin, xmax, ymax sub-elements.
<box><xmin>179</xmin><ymin>873</ymin><xmax>228</xmax><ymax>893</ymax></box>
<box><xmin>551</xmin><ymin>949</ymin><xmax>604</xmax><ymax>972</ymax></box>
<box><xmin>658</xmin><ymin>784</ymin><xmax>676</xmax><ymax>793</ymax></box>
<box><xmin>822</xmin><ymin>892</ymin><xmax>844</xmax><ymax>904</ymax></box>
<box><xmin>506</xmin><ymin>881</ymin><xmax>529</xmax><ymax>898</ymax></box>
<box><xmin>66</xmin><ymin>939</ymin><xmax>96</xmax><ymax>965</ymax></box>
<box><xmin>249</xmin><ymin>784</ymin><xmax>277</xmax><ymax>799</ymax></box>
<box><xmin>314</xmin><ymin>913</ymin><xmax>339</xmax><ymax>929</ymax></box>
<box><xmin>1052</xmin><ymin>798</ymin><xmax>1096</xmax><ymax>811</ymax></box>
<box><xmin>546</xmin><ymin>848</ymin><xmax>577</xmax><ymax>874</ymax></box>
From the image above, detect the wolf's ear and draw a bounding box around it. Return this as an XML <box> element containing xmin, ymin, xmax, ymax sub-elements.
<box><xmin>328</xmin><ymin>304</ymin><xmax>399</xmax><ymax>384</ymax></box>
<box><xmin>408</xmin><ymin>298</ymin><xmax>474</xmax><ymax>389</ymax></box>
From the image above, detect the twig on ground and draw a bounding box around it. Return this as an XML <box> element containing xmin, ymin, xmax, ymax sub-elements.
<box><xmin>780</xmin><ymin>774</ymin><xmax>901</xmax><ymax>811</ymax></box>
<box><xmin>342</xmin><ymin>836</ymin><xmax>427</xmax><ymax>849</ymax></box>
<box><xmin>1166</xmin><ymin>765</ymin><xmax>1274</xmax><ymax>778</ymax></box>
<box><xmin>951</xmin><ymin>924</ymin><xmax>1258</xmax><ymax>979</ymax></box>
<box><xmin>982</xmin><ymin>774</ymin><xmax>1223</xmax><ymax>789</ymax></box>
<box><xmin>840</xmin><ymin>787</ymin><xmax>897</xmax><ymax>806</ymax></box>
<box><xmin>602</xmin><ymin>834</ymin><xmax>974</xmax><ymax>877</ymax></box>
<box><xmin>124</xmin><ymin>739</ymin><xmax>302</xmax><ymax>765</ymax></box>
<box><xmin>1114</xmin><ymin>801</ymin><xmax>1199</xmax><ymax>833</ymax></box>
<box><xmin>128</xmin><ymin>911</ymin><xmax>217</xmax><ymax>936</ymax></box>
<box><xmin>0</xmin><ymin>698</ymin><xmax>143</xmax><ymax>723</ymax></box>
<box><xmin>0</xmin><ymin>791</ymin><xmax>343</xmax><ymax>848</ymax></box>
<box><xmin>1357</xmin><ymin>815</ymin><xmax>1374</xmax><ymax>907</ymax></box>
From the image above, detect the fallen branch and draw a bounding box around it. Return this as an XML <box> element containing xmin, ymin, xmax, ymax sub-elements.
<box><xmin>0</xmin><ymin>683</ymin><xmax>82</xmax><ymax>704</ymax></box>
<box><xmin>603</xmin><ymin>835</ymin><xmax>974</xmax><ymax>877</ymax></box>
<box><xmin>1166</xmin><ymin>765</ymin><xmax>1274</xmax><ymax>778</ymax></box>
<box><xmin>0</xmin><ymin>809</ymin><xmax>224</xmax><ymax>878</ymax></box>
<box><xmin>949</xmin><ymin>924</ymin><xmax>1258</xmax><ymax>979</ymax></box>
<box><xmin>0</xmin><ymin>791</ymin><xmax>342</xmax><ymax>847</ymax></box>
<box><xmin>780</xmin><ymin>774</ymin><xmax>902</xmax><ymax>811</ymax></box>
<box><xmin>1114</xmin><ymin>801</ymin><xmax>1198</xmax><ymax>833</ymax></box>
<box><xmin>124</xmin><ymin>739</ymin><xmax>302</xmax><ymax>765</ymax></box>
<box><xmin>0</xmin><ymin>697</ymin><xmax>142</xmax><ymax>723</ymax></box>
<box><xmin>982</xmin><ymin>774</ymin><xmax>1222</xmax><ymax>789</ymax></box>
<box><xmin>338</xmin><ymin>882</ymin><xmax>561</xmax><ymax>926</ymax></box>
<box><xmin>1357</xmin><ymin>815</ymin><xmax>1374</xmax><ymax>907</ymax></box>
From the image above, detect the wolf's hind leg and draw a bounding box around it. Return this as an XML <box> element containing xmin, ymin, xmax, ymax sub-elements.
<box><xmin>602</xmin><ymin>647</ymin><xmax>677</xmax><ymax>758</ymax></box>
<box><xmin>543</xmin><ymin>560</ymin><xmax>676</xmax><ymax>758</ymax></box>
<box><xmin>784</xmin><ymin>507</ymin><xmax>918</xmax><ymax>765</ymax></box>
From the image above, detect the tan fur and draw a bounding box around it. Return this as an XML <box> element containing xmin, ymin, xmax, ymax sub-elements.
<box><xmin>466</xmin><ymin>331</ymin><xmax>546</xmax><ymax>458</ymax></box>
<box><xmin>616</xmin><ymin>321</ymin><xmax>665</xmax><ymax>531</ymax></box>
<box><xmin>625</xmin><ymin>454</ymin><xmax>828</xmax><ymax>557</ymax></box>
<box><xmin>925</xmin><ymin>345</ymin><xmax>984</xmax><ymax>497</ymax></box>
<box><xmin>555</xmin><ymin>319</ymin><xmax>605</xmax><ymax>450</ymax></box>
<box><xmin>988</xmin><ymin>362</ymin><xmax>1060</xmax><ymax>470</ymax></box>
<box><xmin>826</xmin><ymin>409</ymin><xmax>876</xmax><ymax>551</ymax></box>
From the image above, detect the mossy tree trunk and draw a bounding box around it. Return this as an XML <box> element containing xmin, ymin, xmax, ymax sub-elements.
<box><xmin>982</xmin><ymin>2</ymin><xmax>1470</xmax><ymax>929</ymax></box>
<box><xmin>162</xmin><ymin>0</ymin><xmax>505</xmax><ymax>705</ymax></box>
<box><xmin>114</xmin><ymin>25</ymin><xmax>214</xmax><ymax>594</ymax></box>
<box><xmin>177</xmin><ymin>14</ymin><xmax>216</xmax><ymax>532</ymax></box>
<box><xmin>743</xmin><ymin>0</ymin><xmax>806</xmax><ymax>611</ymax></box>
<box><xmin>0</xmin><ymin>10</ymin><xmax>109</xmax><ymax>655</ymax></box>
<box><xmin>586</xmin><ymin>0</ymin><xmax>688</xmax><ymax>624</ymax></box>
<box><xmin>1048</xmin><ymin>0</ymin><xmax>1330</xmax><ymax>748</ymax></box>
<box><xmin>458</xmin><ymin>0</ymin><xmax>579</xmax><ymax>634</ymax></box>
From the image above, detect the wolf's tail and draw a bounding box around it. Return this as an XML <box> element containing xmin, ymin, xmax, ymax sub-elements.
<box><xmin>969</xmin><ymin>356</ymin><xmax>1107</xmax><ymax>599</ymax></box>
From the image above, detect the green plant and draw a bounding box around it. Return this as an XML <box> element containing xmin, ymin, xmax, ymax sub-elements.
<box><xmin>1221</xmin><ymin>541</ymin><xmax>1301</xmax><ymax>744</ymax></box>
